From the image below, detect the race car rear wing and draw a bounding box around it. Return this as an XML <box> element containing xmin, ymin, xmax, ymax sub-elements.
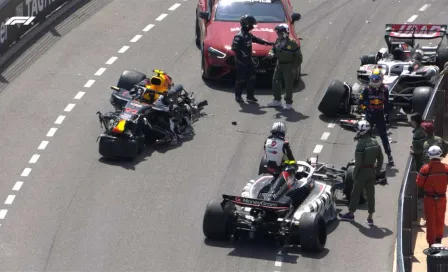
<box><xmin>222</xmin><ymin>194</ymin><xmax>290</xmax><ymax>210</ymax></box>
<box><xmin>385</xmin><ymin>24</ymin><xmax>447</xmax><ymax>39</ymax></box>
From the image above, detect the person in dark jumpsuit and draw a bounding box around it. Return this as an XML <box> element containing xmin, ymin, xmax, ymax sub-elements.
<box><xmin>359</xmin><ymin>68</ymin><xmax>394</xmax><ymax>166</ymax></box>
<box><xmin>231</xmin><ymin>14</ymin><xmax>274</xmax><ymax>103</ymax></box>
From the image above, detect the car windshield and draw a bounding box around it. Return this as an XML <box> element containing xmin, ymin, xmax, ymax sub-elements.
<box><xmin>214</xmin><ymin>0</ymin><xmax>286</xmax><ymax>23</ymax></box>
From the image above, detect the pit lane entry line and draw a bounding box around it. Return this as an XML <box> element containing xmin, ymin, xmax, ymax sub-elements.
<box><xmin>0</xmin><ymin>1</ymin><xmax>182</xmax><ymax>228</ymax></box>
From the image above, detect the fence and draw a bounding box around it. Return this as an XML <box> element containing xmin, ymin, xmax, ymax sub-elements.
<box><xmin>396</xmin><ymin>74</ymin><xmax>447</xmax><ymax>271</ymax></box>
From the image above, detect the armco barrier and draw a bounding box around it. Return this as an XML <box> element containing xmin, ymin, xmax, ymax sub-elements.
<box><xmin>396</xmin><ymin>73</ymin><xmax>446</xmax><ymax>272</ymax></box>
<box><xmin>0</xmin><ymin>0</ymin><xmax>69</xmax><ymax>58</ymax></box>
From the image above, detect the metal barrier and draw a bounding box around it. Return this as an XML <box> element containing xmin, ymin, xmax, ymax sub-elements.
<box><xmin>0</xmin><ymin>0</ymin><xmax>69</xmax><ymax>57</ymax></box>
<box><xmin>396</xmin><ymin>74</ymin><xmax>446</xmax><ymax>272</ymax></box>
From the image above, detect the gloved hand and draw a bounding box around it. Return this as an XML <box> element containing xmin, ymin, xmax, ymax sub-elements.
<box><xmin>266</xmin><ymin>52</ymin><xmax>274</xmax><ymax>59</ymax></box>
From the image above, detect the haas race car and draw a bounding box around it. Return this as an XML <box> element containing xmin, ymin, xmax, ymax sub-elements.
<box><xmin>318</xmin><ymin>24</ymin><xmax>448</xmax><ymax>124</ymax></box>
<box><xmin>202</xmin><ymin>156</ymin><xmax>387</xmax><ymax>252</ymax></box>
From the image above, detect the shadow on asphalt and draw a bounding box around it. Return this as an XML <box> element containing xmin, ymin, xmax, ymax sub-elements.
<box><xmin>350</xmin><ymin>221</ymin><xmax>394</xmax><ymax>239</ymax></box>
<box><xmin>97</xmin><ymin>137</ymin><xmax>195</xmax><ymax>169</ymax></box>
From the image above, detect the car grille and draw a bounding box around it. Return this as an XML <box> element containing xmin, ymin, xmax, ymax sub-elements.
<box><xmin>226</xmin><ymin>56</ymin><xmax>276</xmax><ymax>69</ymax></box>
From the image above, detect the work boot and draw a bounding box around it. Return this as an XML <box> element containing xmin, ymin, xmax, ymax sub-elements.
<box><xmin>388</xmin><ymin>155</ymin><xmax>394</xmax><ymax>167</ymax></box>
<box><xmin>284</xmin><ymin>104</ymin><xmax>293</xmax><ymax>110</ymax></box>
<box><xmin>267</xmin><ymin>100</ymin><xmax>282</xmax><ymax>107</ymax></box>
<box><xmin>339</xmin><ymin>212</ymin><xmax>355</xmax><ymax>222</ymax></box>
<box><xmin>235</xmin><ymin>96</ymin><xmax>244</xmax><ymax>103</ymax></box>
<box><xmin>246</xmin><ymin>96</ymin><xmax>258</xmax><ymax>103</ymax></box>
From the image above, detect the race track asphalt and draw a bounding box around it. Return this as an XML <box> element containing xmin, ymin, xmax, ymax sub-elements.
<box><xmin>0</xmin><ymin>0</ymin><xmax>444</xmax><ymax>271</ymax></box>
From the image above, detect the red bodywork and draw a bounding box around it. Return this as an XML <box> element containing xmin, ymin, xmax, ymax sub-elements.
<box><xmin>196</xmin><ymin>0</ymin><xmax>302</xmax><ymax>79</ymax></box>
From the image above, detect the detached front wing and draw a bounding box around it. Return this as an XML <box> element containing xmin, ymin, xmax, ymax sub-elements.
<box><xmin>223</xmin><ymin>194</ymin><xmax>290</xmax><ymax>211</ymax></box>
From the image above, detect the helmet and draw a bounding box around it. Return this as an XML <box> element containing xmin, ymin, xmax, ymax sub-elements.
<box><xmin>143</xmin><ymin>69</ymin><xmax>173</xmax><ymax>102</ymax></box>
<box><xmin>369</xmin><ymin>68</ymin><xmax>383</xmax><ymax>88</ymax></box>
<box><xmin>240</xmin><ymin>14</ymin><xmax>257</xmax><ymax>31</ymax></box>
<box><xmin>392</xmin><ymin>46</ymin><xmax>405</xmax><ymax>61</ymax></box>
<box><xmin>413</xmin><ymin>49</ymin><xmax>424</xmax><ymax>61</ymax></box>
<box><xmin>421</xmin><ymin>121</ymin><xmax>435</xmax><ymax>135</ymax></box>
<box><xmin>427</xmin><ymin>145</ymin><xmax>443</xmax><ymax>160</ymax></box>
<box><xmin>271</xmin><ymin>121</ymin><xmax>287</xmax><ymax>136</ymax></box>
<box><xmin>274</xmin><ymin>24</ymin><xmax>289</xmax><ymax>38</ymax></box>
<box><xmin>356</xmin><ymin>119</ymin><xmax>371</xmax><ymax>136</ymax></box>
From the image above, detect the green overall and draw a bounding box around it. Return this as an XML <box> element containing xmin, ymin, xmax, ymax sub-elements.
<box><xmin>423</xmin><ymin>135</ymin><xmax>448</xmax><ymax>164</ymax></box>
<box><xmin>350</xmin><ymin>134</ymin><xmax>384</xmax><ymax>214</ymax></box>
<box><xmin>269</xmin><ymin>38</ymin><xmax>302</xmax><ymax>104</ymax></box>
<box><xmin>412</xmin><ymin>125</ymin><xmax>427</xmax><ymax>171</ymax></box>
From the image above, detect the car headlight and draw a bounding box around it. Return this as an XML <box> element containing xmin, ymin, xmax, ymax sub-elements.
<box><xmin>208</xmin><ymin>47</ymin><xmax>227</xmax><ymax>59</ymax></box>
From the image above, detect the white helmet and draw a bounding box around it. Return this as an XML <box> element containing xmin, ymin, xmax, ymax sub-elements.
<box><xmin>271</xmin><ymin>121</ymin><xmax>287</xmax><ymax>135</ymax></box>
<box><xmin>427</xmin><ymin>145</ymin><xmax>443</xmax><ymax>160</ymax></box>
<box><xmin>356</xmin><ymin>120</ymin><xmax>371</xmax><ymax>136</ymax></box>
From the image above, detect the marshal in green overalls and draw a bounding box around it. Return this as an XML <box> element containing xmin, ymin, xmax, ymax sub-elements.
<box><xmin>268</xmin><ymin>24</ymin><xmax>302</xmax><ymax>108</ymax></box>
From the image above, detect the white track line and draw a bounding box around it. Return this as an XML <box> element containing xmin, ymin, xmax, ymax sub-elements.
<box><xmin>143</xmin><ymin>24</ymin><xmax>154</xmax><ymax>32</ymax></box>
<box><xmin>21</xmin><ymin>168</ymin><xmax>32</xmax><ymax>177</ymax></box>
<box><xmin>106</xmin><ymin>56</ymin><xmax>118</xmax><ymax>65</ymax></box>
<box><xmin>94</xmin><ymin>68</ymin><xmax>106</xmax><ymax>76</ymax></box>
<box><xmin>274</xmin><ymin>256</ymin><xmax>283</xmax><ymax>267</ymax></box>
<box><xmin>29</xmin><ymin>154</ymin><xmax>40</xmax><ymax>164</ymax></box>
<box><xmin>74</xmin><ymin>91</ymin><xmax>85</xmax><ymax>100</ymax></box>
<box><xmin>407</xmin><ymin>15</ymin><xmax>418</xmax><ymax>23</ymax></box>
<box><xmin>130</xmin><ymin>35</ymin><xmax>142</xmax><ymax>43</ymax></box>
<box><xmin>419</xmin><ymin>4</ymin><xmax>430</xmax><ymax>11</ymax></box>
<box><xmin>156</xmin><ymin>14</ymin><xmax>168</xmax><ymax>21</ymax></box>
<box><xmin>5</xmin><ymin>195</ymin><xmax>15</xmax><ymax>205</ymax></box>
<box><xmin>64</xmin><ymin>104</ymin><xmax>76</xmax><ymax>112</ymax></box>
<box><xmin>169</xmin><ymin>3</ymin><xmax>181</xmax><ymax>10</ymax></box>
<box><xmin>46</xmin><ymin>128</ymin><xmax>58</xmax><ymax>137</ymax></box>
<box><xmin>37</xmin><ymin>140</ymin><xmax>49</xmax><ymax>150</ymax></box>
<box><xmin>313</xmin><ymin>145</ymin><xmax>323</xmax><ymax>154</ymax></box>
<box><xmin>55</xmin><ymin>115</ymin><xmax>65</xmax><ymax>124</ymax></box>
<box><xmin>328</xmin><ymin>123</ymin><xmax>335</xmax><ymax>128</ymax></box>
<box><xmin>321</xmin><ymin>132</ymin><xmax>330</xmax><ymax>141</ymax></box>
<box><xmin>0</xmin><ymin>209</ymin><xmax>7</xmax><ymax>219</ymax></box>
<box><xmin>118</xmin><ymin>46</ymin><xmax>129</xmax><ymax>53</ymax></box>
<box><xmin>12</xmin><ymin>181</ymin><xmax>23</xmax><ymax>191</ymax></box>
<box><xmin>84</xmin><ymin>79</ymin><xmax>95</xmax><ymax>87</ymax></box>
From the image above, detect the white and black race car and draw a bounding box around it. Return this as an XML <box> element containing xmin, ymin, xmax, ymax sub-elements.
<box><xmin>202</xmin><ymin>156</ymin><xmax>370</xmax><ymax>253</ymax></box>
<box><xmin>318</xmin><ymin>23</ymin><xmax>448</xmax><ymax>119</ymax></box>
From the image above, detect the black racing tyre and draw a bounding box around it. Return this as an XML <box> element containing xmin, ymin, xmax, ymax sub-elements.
<box><xmin>117</xmin><ymin>70</ymin><xmax>147</xmax><ymax>91</ymax></box>
<box><xmin>203</xmin><ymin>199</ymin><xmax>233</xmax><ymax>241</ymax></box>
<box><xmin>293</xmin><ymin>212</ymin><xmax>327</xmax><ymax>252</ymax></box>
<box><xmin>360</xmin><ymin>53</ymin><xmax>378</xmax><ymax>65</ymax></box>
<box><xmin>436</xmin><ymin>47</ymin><xmax>448</xmax><ymax>70</ymax></box>
<box><xmin>412</xmin><ymin>86</ymin><xmax>433</xmax><ymax>116</ymax></box>
<box><xmin>318</xmin><ymin>80</ymin><xmax>348</xmax><ymax>117</ymax></box>
<box><xmin>258</xmin><ymin>155</ymin><xmax>268</xmax><ymax>175</ymax></box>
<box><xmin>195</xmin><ymin>13</ymin><xmax>201</xmax><ymax>48</ymax></box>
<box><xmin>344</xmin><ymin>165</ymin><xmax>367</xmax><ymax>204</ymax></box>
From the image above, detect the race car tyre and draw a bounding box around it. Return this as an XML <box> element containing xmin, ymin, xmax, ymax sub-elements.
<box><xmin>436</xmin><ymin>47</ymin><xmax>448</xmax><ymax>70</ymax></box>
<box><xmin>203</xmin><ymin>199</ymin><xmax>233</xmax><ymax>241</ymax></box>
<box><xmin>258</xmin><ymin>155</ymin><xmax>268</xmax><ymax>175</ymax></box>
<box><xmin>195</xmin><ymin>14</ymin><xmax>201</xmax><ymax>48</ymax></box>
<box><xmin>117</xmin><ymin>70</ymin><xmax>147</xmax><ymax>91</ymax></box>
<box><xmin>412</xmin><ymin>86</ymin><xmax>433</xmax><ymax>116</ymax></box>
<box><xmin>98</xmin><ymin>134</ymin><xmax>144</xmax><ymax>160</ymax></box>
<box><xmin>318</xmin><ymin>80</ymin><xmax>348</xmax><ymax>117</ymax></box>
<box><xmin>343</xmin><ymin>165</ymin><xmax>367</xmax><ymax>204</ymax></box>
<box><xmin>291</xmin><ymin>212</ymin><xmax>327</xmax><ymax>252</ymax></box>
<box><xmin>360</xmin><ymin>53</ymin><xmax>378</xmax><ymax>65</ymax></box>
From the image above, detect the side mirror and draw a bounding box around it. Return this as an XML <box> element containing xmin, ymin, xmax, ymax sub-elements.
<box><xmin>199</xmin><ymin>11</ymin><xmax>210</xmax><ymax>21</ymax></box>
<box><xmin>291</xmin><ymin>13</ymin><xmax>301</xmax><ymax>22</ymax></box>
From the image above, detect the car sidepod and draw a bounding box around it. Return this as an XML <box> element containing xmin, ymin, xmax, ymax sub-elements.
<box><xmin>293</xmin><ymin>181</ymin><xmax>337</xmax><ymax>223</ymax></box>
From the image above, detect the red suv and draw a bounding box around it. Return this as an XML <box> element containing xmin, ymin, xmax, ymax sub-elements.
<box><xmin>195</xmin><ymin>0</ymin><xmax>302</xmax><ymax>80</ymax></box>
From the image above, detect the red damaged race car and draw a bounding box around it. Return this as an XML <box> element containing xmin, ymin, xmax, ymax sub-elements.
<box><xmin>195</xmin><ymin>0</ymin><xmax>302</xmax><ymax>80</ymax></box>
